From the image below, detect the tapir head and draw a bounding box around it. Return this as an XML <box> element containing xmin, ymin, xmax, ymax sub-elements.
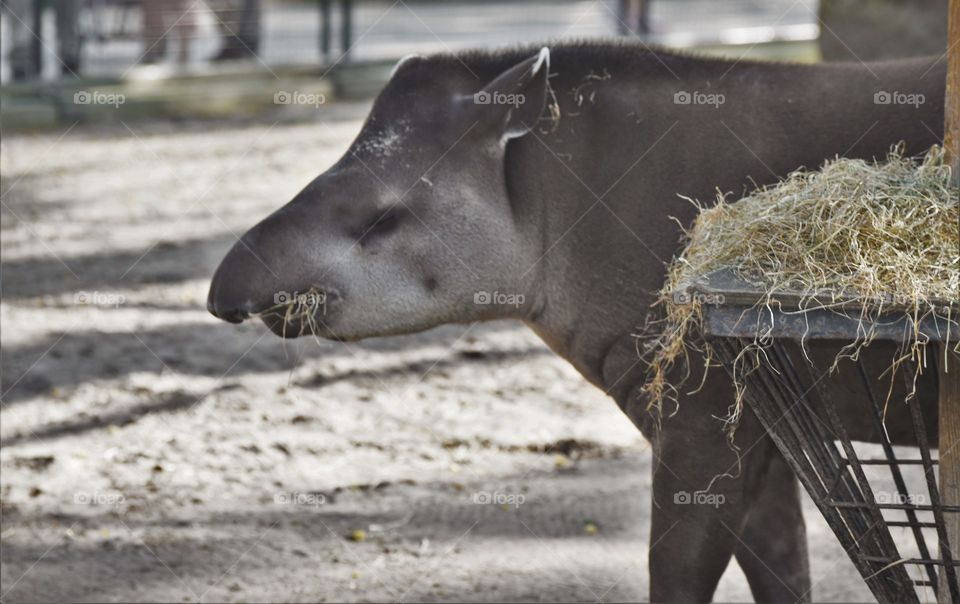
<box><xmin>208</xmin><ymin>48</ymin><xmax>551</xmax><ymax>340</ymax></box>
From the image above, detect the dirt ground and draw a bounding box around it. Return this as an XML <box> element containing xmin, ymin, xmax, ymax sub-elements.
<box><xmin>1</xmin><ymin>105</ymin><xmax>874</xmax><ymax>602</ymax></box>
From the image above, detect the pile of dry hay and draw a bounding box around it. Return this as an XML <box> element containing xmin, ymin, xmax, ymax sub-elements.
<box><xmin>641</xmin><ymin>146</ymin><xmax>959</xmax><ymax>429</ymax></box>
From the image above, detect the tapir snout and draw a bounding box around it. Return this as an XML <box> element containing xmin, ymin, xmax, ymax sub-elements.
<box><xmin>207</xmin><ymin>241</ymin><xmax>271</xmax><ymax>323</ymax></box>
<box><xmin>207</xmin><ymin>204</ymin><xmax>343</xmax><ymax>335</ymax></box>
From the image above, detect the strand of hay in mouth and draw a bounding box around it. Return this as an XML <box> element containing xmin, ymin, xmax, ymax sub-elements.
<box><xmin>256</xmin><ymin>288</ymin><xmax>327</xmax><ymax>338</ymax></box>
<box><xmin>640</xmin><ymin>146</ymin><xmax>959</xmax><ymax>434</ymax></box>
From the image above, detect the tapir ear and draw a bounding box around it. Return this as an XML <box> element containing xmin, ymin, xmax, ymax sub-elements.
<box><xmin>390</xmin><ymin>53</ymin><xmax>423</xmax><ymax>78</ymax></box>
<box><xmin>468</xmin><ymin>47</ymin><xmax>550</xmax><ymax>141</ymax></box>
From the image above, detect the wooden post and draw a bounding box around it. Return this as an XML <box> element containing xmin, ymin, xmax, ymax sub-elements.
<box><xmin>943</xmin><ymin>352</ymin><xmax>960</xmax><ymax>603</ymax></box>
<box><xmin>939</xmin><ymin>5</ymin><xmax>960</xmax><ymax>602</ymax></box>
<box><xmin>947</xmin><ymin>0</ymin><xmax>959</xmax><ymax>185</ymax></box>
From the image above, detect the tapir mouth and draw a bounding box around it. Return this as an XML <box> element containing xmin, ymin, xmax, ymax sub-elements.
<box><xmin>259</xmin><ymin>311</ymin><xmax>329</xmax><ymax>339</ymax></box>
<box><xmin>254</xmin><ymin>288</ymin><xmax>343</xmax><ymax>340</ymax></box>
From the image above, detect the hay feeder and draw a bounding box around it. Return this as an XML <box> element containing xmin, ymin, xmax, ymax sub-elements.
<box><xmin>679</xmin><ymin>270</ymin><xmax>959</xmax><ymax>603</ymax></box>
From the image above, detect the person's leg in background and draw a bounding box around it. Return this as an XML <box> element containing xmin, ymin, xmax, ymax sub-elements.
<box><xmin>4</xmin><ymin>0</ymin><xmax>37</xmax><ymax>80</ymax></box>
<box><xmin>210</xmin><ymin>0</ymin><xmax>260</xmax><ymax>61</ymax></box>
<box><xmin>617</xmin><ymin>0</ymin><xmax>630</xmax><ymax>35</ymax></box>
<box><xmin>236</xmin><ymin>0</ymin><xmax>260</xmax><ymax>57</ymax></box>
<box><xmin>617</xmin><ymin>0</ymin><xmax>651</xmax><ymax>36</ymax></box>
<box><xmin>54</xmin><ymin>0</ymin><xmax>81</xmax><ymax>74</ymax></box>
<box><xmin>140</xmin><ymin>0</ymin><xmax>194</xmax><ymax>66</ymax></box>
<box><xmin>141</xmin><ymin>0</ymin><xmax>168</xmax><ymax>63</ymax></box>
<box><xmin>174</xmin><ymin>0</ymin><xmax>196</xmax><ymax>65</ymax></box>
<box><xmin>637</xmin><ymin>0</ymin><xmax>650</xmax><ymax>33</ymax></box>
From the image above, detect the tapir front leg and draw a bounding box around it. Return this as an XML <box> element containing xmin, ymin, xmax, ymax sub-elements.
<box><xmin>735</xmin><ymin>449</ymin><xmax>811</xmax><ymax>602</ymax></box>
<box><xmin>634</xmin><ymin>385</ymin><xmax>809</xmax><ymax>603</ymax></box>
<box><xmin>648</xmin><ymin>454</ymin><xmax>744</xmax><ymax>602</ymax></box>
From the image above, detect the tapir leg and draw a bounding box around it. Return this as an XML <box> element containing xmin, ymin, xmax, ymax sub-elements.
<box><xmin>648</xmin><ymin>457</ymin><xmax>743</xmax><ymax>602</ymax></box>
<box><xmin>642</xmin><ymin>389</ymin><xmax>809</xmax><ymax>603</ymax></box>
<box><xmin>735</xmin><ymin>446</ymin><xmax>811</xmax><ymax>602</ymax></box>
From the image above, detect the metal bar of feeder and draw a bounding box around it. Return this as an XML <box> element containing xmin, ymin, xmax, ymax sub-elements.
<box><xmin>863</xmin><ymin>556</ymin><xmax>960</xmax><ymax>567</ymax></box>
<box><xmin>697</xmin><ymin>292</ymin><xmax>957</xmax><ymax>342</ymax></box>
<box><xmin>766</xmin><ymin>342</ymin><xmax>837</xmax><ymax>469</ymax></box>
<box><xmin>889</xmin><ymin>521</ymin><xmax>940</xmax><ymax>529</ymax></box>
<box><xmin>754</xmin><ymin>339</ymin><xmax>914</xmax><ymax>602</ymax></box>
<box><xmin>746</xmin><ymin>344</ymin><xmax>901</xmax><ymax>602</ymax></box>
<box><xmin>761</xmin><ymin>342</ymin><xmax>853</xmax><ymax>504</ymax></box>
<box><xmin>695</xmin><ymin>276</ymin><xmax>959</xmax><ymax>602</ymax></box>
<box><xmin>768</xmin><ymin>342</ymin><xmax>897</xmax><ymax>582</ymax></box>
<box><xmin>848</xmin><ymin>459</ymin><xmax>940</xmax><ymax>465</ymax></box>
<box><xmin>765</xmin><ymin>347</ymin><xmax>887</xmax><ymax>561</ymax></box>
<box><xmin>858</xmin><ymin>357</ymin><xmax>940</xmax><ymax>590</ymax></box>
<box><xmin>768</xmin><ymin>342</ymin><xmax>855</xmax><ymax>494</ymax></box>
<box><xmin>756</xmin><ymin>343</ymin><xmax>839</xmax><ymax>481</ymax></box>
<box><xmin>807</xmin><ymin>355</ymin><xmax>916</xmax><ymax>600</ymax></box>
<box><xmin>829</xmin><ymin>501</ymin><xmax>960</xmax><ymax>512</ymax></box>
<box><xmin>771</xmin><ymin>344</ymin><xmax>886</xmax><ymax>527</ymax></box>
<box><xmin>755</xmin><ymin>344</ymin><xmax>853</xmax><ymax>506</ymax></box>
<box><xmin>902</xmin><ymin>360</ymin><xmax>960</xmax><ymax>603</ymax></box>
<box><xmin>716</xmin><ymin>338</ymin><xmax>910</xmax><ymax>603</ymax></box>
<box><xmin>715</xmin><ymin>339</ymin><xmax>851</xmax><ymax>544</ymax></box>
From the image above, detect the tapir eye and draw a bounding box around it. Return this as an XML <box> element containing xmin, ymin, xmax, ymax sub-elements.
<box><xmin>357</xmin><ymin>207</ymin><xmax>402</xmax><ymax>241</ymax></box>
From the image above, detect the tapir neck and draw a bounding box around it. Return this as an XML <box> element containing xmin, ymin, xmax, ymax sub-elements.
<box><xmin>511</xmin><ymin>49</ymin><xmax>945</xmax><ymax>403</ymax></box>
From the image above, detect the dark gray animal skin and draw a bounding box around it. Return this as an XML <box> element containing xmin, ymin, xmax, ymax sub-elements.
<box><xmin>209</xmin><ymin>42</ymin><xmax>947</xmax><ymax>603</ymax></box>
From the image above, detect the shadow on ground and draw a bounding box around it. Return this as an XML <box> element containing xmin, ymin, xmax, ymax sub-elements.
<box><xmin>0</xmin><ymin>456</ymin><xmax>653</xmax><ymax>603</ymax></box>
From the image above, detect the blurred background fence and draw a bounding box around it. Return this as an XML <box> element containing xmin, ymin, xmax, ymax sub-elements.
<box><xmin>1</xmin><ymin>0</ymin><xmax>822</xmax><ymax>80</ymax></box>
<box><xmin>0</xmin><ymin>0</ymin><xmax>949</xmax><ymax>127</ymax></box>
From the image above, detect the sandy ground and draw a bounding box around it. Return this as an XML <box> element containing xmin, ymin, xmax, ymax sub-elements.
<box><xmin>0</xmin><ymin>105</ymin><xmax>875</xmax><ymax>602</ymax></box>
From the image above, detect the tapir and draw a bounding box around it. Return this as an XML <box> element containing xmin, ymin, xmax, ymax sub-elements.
<box><xmin>208</xmin><ymin>42</ymin><xmax>947</xmax><ymax>602</ymax></box>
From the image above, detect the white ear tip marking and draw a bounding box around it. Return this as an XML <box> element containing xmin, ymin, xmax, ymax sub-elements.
<box><xmin>532</xmin><ymin>47</ymin><xmax>550</xmax><ymax>74</ymax></box>
<box><xmin>390</xmin><ymin>53</ymin><xmax>423</xmax><ymax>77</ymax></box>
